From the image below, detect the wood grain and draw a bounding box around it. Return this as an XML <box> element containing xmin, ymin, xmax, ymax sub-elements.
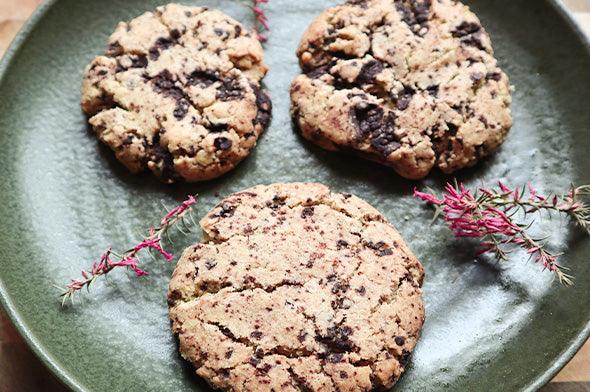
<box><xmin>0</xmin><ymin>0</ymin><xmax>588</xmax><ymax>391</ymax></box>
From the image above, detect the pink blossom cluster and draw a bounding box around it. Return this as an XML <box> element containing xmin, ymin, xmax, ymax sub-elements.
<box><xmin>413</xmin><ymin>182</ymin><xmax>580</xmax><ymax>283</ymax></box>
<box><xmin>415</xmin><ymin>183</ymin><xmax>520</xmax><ymax>239</ymax></box>
<box><xmin>252</xmin><ymin>0</ymin><xmax>269</xmax><ymax>41</ymax></box>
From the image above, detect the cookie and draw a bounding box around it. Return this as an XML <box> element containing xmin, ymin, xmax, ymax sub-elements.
<box><xmin>290</xmin><ymin>0</ymin><xmax>512</xmax><ymax>179</ymax></box>
<box><xmin>168</xmin><ymin>182</ymin><xmax>425</xmax><ymax>391</ymax></box>
<box><xmin>81</xmin><ymin>4</ymin><xmax>271</xmax><ymax>183</ymax></box>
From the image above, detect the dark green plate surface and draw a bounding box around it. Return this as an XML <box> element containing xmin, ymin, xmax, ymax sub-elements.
<box><xmin>0</xmin><ymin>0</ymin><xmax>589</xmax><ymax>391</ymax></box>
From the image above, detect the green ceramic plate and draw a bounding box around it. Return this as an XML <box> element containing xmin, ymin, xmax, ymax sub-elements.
<box><xmin>0</xmin><ymin>0</ymin><xmax>589</xmax><ymax>391</ymax></box>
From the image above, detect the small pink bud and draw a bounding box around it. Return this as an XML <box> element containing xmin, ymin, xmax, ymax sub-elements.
<box><xmin>498</xmin><ymin>181</ymin><xmax>511</xmax><ymax>193</ymax></box>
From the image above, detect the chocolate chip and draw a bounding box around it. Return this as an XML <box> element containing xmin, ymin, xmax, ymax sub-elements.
<box><xmin>331</xmin><ymin>281</ymin><xmax>350</xmax><ymax>294</ymax></box>
<box><xmin>204</xmin><ymin>259</ymin><xmax>217</xmax><ymax>270</ymax></box>
<box><xmin>251</xmin><ymin>84</ymin><xmax>272</xmax><ymax>127</ymax></box>
<box><xmin>151</xmin><ymin>70</ymin><xmax>187</xmax><ymax>102</ymax></box>
<box><xmin>107</xmin><ymin>41</ymin><xmax>123</xmax><ymax>56</ymax></box>
<box><xmin>316</xmin><ymin>325</ymin><xmax>355</xmax><ymax>353</ymax></box>
<box><xmin>366</xmin><ymin>241</ymin><xmax>395</xmax><ymax>257</ymax></box>
<box><xmin>356</xmin><ymin>286</ymin><xmax>366</xmax><ymax>296</ymax></box>
<box><xmin>249</xmin><ymin>356</ymin><xmax>261</xmax><ymax>367</ymax></box>
<box><xmin>251</xmin><ymin>330</ymin><xmax>263</xmax><ymax>339</ymax></box>
<box><xmin>393</xmin><ymin>86</ymin><xmax>415</xmax><ymax>110</ymax></box>
<box><xmin>370</xmin><ymin>114</ymin><xmax>400</xmax><ymax>156</ymax></box>
<box><xmin>214</xmin><ymin>137</ymin><xmax>232</xmax><ymax>150</ymax></box>
<box><xmin>150</xmin><ymin>134</ymin><xmax>177</xmax><ymax>182</ymax></box>
<box><xmin>148</xmin><ymin>35</ymin><xmax>178</xmax><ymax>60</ymax></box>
<box><xmin>379</xmin><ymin>248</ymin><xmax>394</xmax><ymax>256</ymax></box>
<box><xmin>306</xmin><ymin>63</ymin><xmax>333</xmax><ymax>79</ymax></box>
<box><xmin>400</xmin><ymin>350</ymin><xmax>412</xmax><ymax>367</ymax></box>
<box><xmin>351</xmin><ymin>103</ymin><xmax>383</xmax><ymax>138</ymax></box>
<box><xmin>301</xmin><ymin>207</ymin><xmax>314</xmax><ymax>218</ymax></box>
<box><xmin>298</xmin><ymin>331</ymin><xmax>308</xmax><ymax>343</ymax></box>
<box><xmin>346</xmin><ymin>0</ymin><xmax>368</xmax><ymax>7</ymax></box>
<box><xmin>395</xmin><ymin>0</ymin><xmax>432</xmax><ymax>36</ymax></box>
<box><xmin>173</xmin><ymin>99</ymin><xmax>190</xmax><ymax>120</ymax></box>
<box><xmin>148</xmin><ymin>47</ymin><xmax>160</xmax><ymax>61</ymax></box>
<box><xmin>336</xmin><ymin>240</ymin><xmax>348</xmax><ymax>249</ymax></box>
<box><xmin>217</xmin><ymin>203</ymin><xmax>235</xmax><ymax>218</ymax></box>
<box><xmin>216</xmin><ymin>77</ymin><xmax>243</xmax><ymax>101</ymax></box>
<box><xmin>395</xmin><ymin>336</ymin><xmax>406</xmax><ymax>346</ymax></box>
<box><xmin>209</xmin><ymin>122</ymin><xmax>228</xmax><ymax>133</ymax></box>
<box><xmin>151</xmin><ymin>71</ymin><xmax>193</xmax><ymax>120</ymax></box>
<box><xmin>479</xmin><ymin>115</ymin><xmax>489</xmax><ymax>128</ymax></box>
<box><xmin>266</xmin><ymin>195</ymin><xmax>287</xmax><ymax>210</ymax></box>
<box><xmin>167</xmin><ymin>289</ymin><xmax>182</xmax><ymax>306</ymax></box>
<box><xmin>187</xmin><ymin>70</ymin><xmax>218</xmax><ymax>87</ymax></box>
<box><xmin>340</xmin><ymin>371</ymin><xmax>348</xmax><ymax>379</ymax></box>
<box><xmin>257</xmin><ymin>363</ymin><xmax>272</xmax><ymax>375</ymax></box>
<box><xmin>225</xmin><ymin>349</ymin><xmax>233</xmax><ymax>359</ymax></box>
<box><xmin>452</xmin><ymin>21</ymin><xmax>481</xmax><ymax>38</ymax></box>
<box><xmin>452</xmin><ymin>21</ymin><xmax>485</xmax><ymax>50</ymax></box>
<box><xmin>116</xmin><ymin>54</ymin><xmax>148</xmax><ymax>71</ymax></box>
<box><xmin>170</xmin><ymin>29</ymin><xmax>181</xmax><ymax>40</ymax></box>
<box><xmin>447</xmin><ymin>122</ymin><xmax>459</xmax><ymax>136</ymax></box>
<box><xmin>486</xmin><ymin>72</ymin><xmax>502</xmax><ymax>81</ymax></box>
<box><xmin>355</xmin><ymin>59</ymin><xmax>384</xmax><ymax>85</ymax></box>
<box><xmin>426</xmin><ymin>84</ymin><xmax>439</xmax><ymax>97</ymax></box>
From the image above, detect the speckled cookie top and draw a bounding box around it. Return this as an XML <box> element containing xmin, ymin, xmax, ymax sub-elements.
<box><xmin>81</xmin><ymin>4</ymin><xmax>271</xmax><ymax>183</ymax></box>
<box><xmin>168</xmin><ymin>183</ymin><xmax>425</xmax><ymax>391</ymax></box>
<box><xmin>291</xmin><ymin>0</ymin><xmax>512</xmax><ymax>179</ymax></box>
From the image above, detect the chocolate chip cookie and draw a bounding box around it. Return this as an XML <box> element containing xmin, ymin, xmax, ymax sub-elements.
<box><xmin>81</xmin><ymin>4</ymin><xmax>271</xmax><ymax>183</ymax></box>
<box><xmin>169</xmin><ymin>182</ymin><xmax>425</xmax><ymax>391</ymax></box>
<box><xmin>290</xmin><ymin>0</ymin><xmax>512</xmax><ymax>179</ymax></box>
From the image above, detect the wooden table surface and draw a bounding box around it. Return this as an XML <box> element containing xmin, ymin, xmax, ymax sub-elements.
<box><xmin>0</xmin><ymin>1</ymin><xmax>589</xmax><ymax>391</ymax></box>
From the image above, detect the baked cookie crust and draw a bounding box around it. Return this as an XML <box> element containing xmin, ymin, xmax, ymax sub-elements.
<box><xmin>291</xmin><ymin>0</ymin><xmax>512</xmax><ymax>179</ymax></box>
<box><xmin>169</xmin><ymin>182</ymin><xmax>425</xmax><ymax>391</ymax></box>
<box><xmin>82</xmin><ymin>4</ymin><xmax>271</xmax><ymax>183</ymax></box>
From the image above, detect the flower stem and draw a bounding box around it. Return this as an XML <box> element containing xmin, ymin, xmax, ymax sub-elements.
<box><xmin>414</xmin><ymin>182</ymin><xmax>590</xmax><ymax>285</ymax></box>
<box><xmin>59</xmin><ymin>195</ymin><xmax>197</xmax><ymax>304</ymax></box>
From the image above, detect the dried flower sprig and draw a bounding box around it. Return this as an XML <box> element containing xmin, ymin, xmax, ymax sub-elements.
<box><xmin>246</xmin><ymin>0</ymin><xmax>270</xmax><ymax>42</ymax></box>
<box><xmin>414</xmin><ymin>182</ymin><xmax>590</xmax><ymax>286</ymax></box>
<box><xmin>59</xmin><ymin>196</ymin><xmax>198</xmax><ymax>304</ymax></box>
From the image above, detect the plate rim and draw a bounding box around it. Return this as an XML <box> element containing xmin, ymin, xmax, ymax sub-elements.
<box><xmin>0</xmin><ymin>1</ymin><xmax>588</xmax><ymax>391</ymax></box>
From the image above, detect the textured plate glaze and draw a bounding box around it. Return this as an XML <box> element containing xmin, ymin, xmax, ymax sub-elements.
<box><xmin>0</xmin><ymin>0</ymin><xmax>589</xmax><ymax>391</ymax></box>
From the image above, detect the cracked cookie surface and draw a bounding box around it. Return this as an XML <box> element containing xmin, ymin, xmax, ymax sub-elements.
<box><xmin>168</xmin><ymin>182</ymin><xmax>425</xmax><ymax>391</ymax></box>
<box><xmin>290</xmin><ymin>0</ymin><xmax>512</xmax><ymax>179</ymax></box>
<box><xmin>81</xmin><ymin>4</ymin><xmax>271</xmax><ymax>183</ymax></box>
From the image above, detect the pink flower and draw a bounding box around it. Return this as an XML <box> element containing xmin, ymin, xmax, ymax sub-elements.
<box><xmin>413</xmin><ymin>188</ymin><xmax>443</xmax><ymax>205</ymax></box>
<box><xmin>251</xmin><ymin>0</ymin><xmax>270</xmax><ymax>42</ymax></box>
<box><xmin>61</xmin><ymin>194</ymin><xmax>200</xmax><ymax>303</ymax></box>
<box><xmin>498</xmin><ymin>181</ymin><xmax>511</xmax><ymax>193</ymax></box>
<box><xmin>413</xmin><ymin>181</ymin><xmax>583</xmax><ymax>285</ymax></box>
<box><xmin>110</xmin><ymin>257</ymin><xmax>149</xmax><ymax>277</ymax></box>
<box><xmin>161</xmin><ymin>195</ymin><xmax>197</xmax><ymax>226</ymax></box>
<box><xmin>133</xmin><ymin>238</ymin><xmax>173</xmax><ymax>261</ymax></box>
<box><xmin>527</xmin><ymin>182</ymin><xmax>537</xmax><ymax>202</ymax></box>
<box><xmin>66</xmin><ymin>280</ymin><xmax>84</xmax><ymax>290</ymax></box>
